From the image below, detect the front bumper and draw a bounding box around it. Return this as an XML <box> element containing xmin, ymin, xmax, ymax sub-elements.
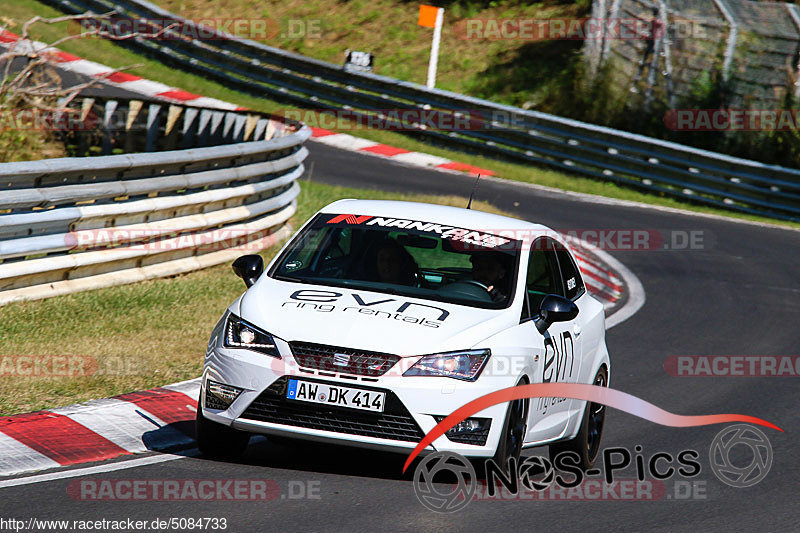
<box><xmin>201</xmin><ymin>337</ymin><xmax>516</xmax><ymax>458</ymax></box>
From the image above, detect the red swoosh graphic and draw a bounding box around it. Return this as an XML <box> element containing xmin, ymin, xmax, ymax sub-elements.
<box><xmin>402</xmin><ymin>383</ymin><xmax>783</xmax><ymax>473</ymax></box>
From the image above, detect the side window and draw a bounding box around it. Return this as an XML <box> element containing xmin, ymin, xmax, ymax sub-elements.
<box><xmin>554</xmin><ymin>243</ymin><xmax>585</xmax><ymax>301</ymax></box>
<box><xmin>522</xmin><ymin>238</ymin><xmax>563</xmax><ymax>319</ymax></box>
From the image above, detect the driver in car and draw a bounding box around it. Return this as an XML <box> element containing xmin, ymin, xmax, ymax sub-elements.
<box><xmin>470</xmin><ymin>251</ymin><xmax>510</xmax><ymax>303</ymax></box>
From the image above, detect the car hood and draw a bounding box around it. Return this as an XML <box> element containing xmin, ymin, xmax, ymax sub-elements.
<box><xmin>237</xmin><ymin>279</ymin><xmax>514</xmax><ymax>355</ymax></box>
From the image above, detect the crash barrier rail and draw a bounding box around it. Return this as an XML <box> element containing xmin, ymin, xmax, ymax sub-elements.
<box><xmin>0</xmin><ymin>96</ymin><xmax>311</xmax><ymax>305</ymax></box>
<box><xmin>40</xmin><ymin>0</ymin><xmax>800</xmax><ymax>223</ymax></box>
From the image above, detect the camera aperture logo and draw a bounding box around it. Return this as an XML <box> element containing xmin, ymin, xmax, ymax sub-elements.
<box><xmin>413</xmin><ymin>452</ymin><xmax>477</xmax><ymax>513</ymax></box>
<box><xmin>709</xmin><ymin>424</ymin><xmax>772</xmax><ymax>488</ymax></box>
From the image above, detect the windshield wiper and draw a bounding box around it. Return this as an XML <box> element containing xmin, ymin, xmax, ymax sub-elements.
<box><xmin>272</xmin><ymin>274</ymin><xmax>314</xmax><ymax>284</ymax></box>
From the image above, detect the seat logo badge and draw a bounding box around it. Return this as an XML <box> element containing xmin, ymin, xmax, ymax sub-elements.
<box><xmin>333</xmin><ymin>353</ymin><xmax>350</xmax><ymax>366</ymax></box>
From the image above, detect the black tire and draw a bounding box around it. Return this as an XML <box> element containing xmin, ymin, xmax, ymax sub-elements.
<box><xmin>491</xmin><ymin>387</ymin><xmax>529</xmax><ymax>471</ymax></box>
<box><xmin>549</xmin><ymin>367</ymin><xmax>607</xmax><ymax>470</ymax></box>
<box><xmin>195</xmin><ymin>395</ymin><xmax>250</xmax><ymax>459</ymax></box>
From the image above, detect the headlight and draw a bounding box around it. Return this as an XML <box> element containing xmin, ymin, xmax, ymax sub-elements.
<box><xmin>403</xmin><ymin>349</ymin><xmax>490</xmax><ymax>381</ymax></box>
<box><xmin>224</xmin><ymin>314</ymin><xmax>280</xmax><ymax>358</ymax></box>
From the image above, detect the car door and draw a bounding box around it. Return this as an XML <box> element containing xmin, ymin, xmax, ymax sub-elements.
<box><xmin>522</xmin><ymin>237</ymin><xmax>583</xmax><ymax>443</ymax></box>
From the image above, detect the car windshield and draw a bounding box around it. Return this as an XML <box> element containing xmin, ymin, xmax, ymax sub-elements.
<box><xmin>269</xmin><ymin>213</ymin><xmax>522</xmax><ymax>309</ymax></box>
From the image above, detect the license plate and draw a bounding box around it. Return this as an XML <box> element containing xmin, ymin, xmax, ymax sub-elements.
<box><xmin>287</xmin><ymin>379</ymin><xmax>385</xmax><ymax>413</ymax></box>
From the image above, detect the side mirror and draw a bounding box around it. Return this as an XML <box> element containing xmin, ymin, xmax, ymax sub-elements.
<box><xmin>535</xmin><ymin>294</ymin><xmax>578</xmax><ymax>334</ymax></box>
<box><xmin>232</xmin><ymin>255</ymin><xmax>264</xmax><ymax>288</ymax></box>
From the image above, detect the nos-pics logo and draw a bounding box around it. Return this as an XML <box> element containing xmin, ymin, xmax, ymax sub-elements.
<box><xmin>413</xmin><ymin>424</ymin><xmax>773</xmax><ymax>512</ymax></box>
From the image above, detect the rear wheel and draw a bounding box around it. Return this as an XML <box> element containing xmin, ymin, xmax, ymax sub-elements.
<box><xmin>195</xmin><ymin>394</ymin><xmax>250</xmax><ymax>459</ymax></box>
<box><xmin>549</xmin><ymin>367</ymin><xmax>607</xmax><ymax>470</ymax></box>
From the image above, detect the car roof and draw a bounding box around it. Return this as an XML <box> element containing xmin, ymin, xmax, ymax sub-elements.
<box><xmin>320</xmin><ymin>199</ymin><xmax>554</xmax><ymax>236</ymax></box>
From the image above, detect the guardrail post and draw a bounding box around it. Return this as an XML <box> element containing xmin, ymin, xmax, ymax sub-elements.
<box><xmin>163</xmin><ymin>105</ymin><xmax>183</xmax><ymax>151</ymax></box>
<box><xmin>244</xmin><ymin>114</ymin><xmax>259</xmax><ymax>141</ymax></box>
<box><xmin>254</xmin><ymin>118</ymin><xmax>269</xmax><ymax>141</ymax></box>
<box><xmin>102</xmin><ymin>100</ymin><xmax>118</xmax><ymax>155</ymax></box>
<box><xmin>197</xmin><ymin>109</ymin><xmax>213</xmax><ymax>147</ymax></box>
<box><xmin>223</xmin><ymin>112</ymin><xmax>237</xmax><ymax>143</ymax></box>
<box><xmin>76</xmin><ymin>98</ymin><xmax>95</xmax><ymax>156</ymax></box>
<box><xmin>182</xmin><ymin>107</ymin><xmax>199</xmax><ymax>148</ymax></box>
<box><xmin>233</xmin><ymin>114</ymin><xmax>247</xmax><ymax>142</ymax></box>
<box><xmin>210</xmin><ymin>111</ymin><xmax>225</xmax><ymax>145</ymax></box>
<box><xmin>265</xmin><ymin>119</ymin><xmax>279</xmax><ymax>141</ymax></box>
<box><xmin>125</xmin><ymin>100</ymin><xmax>143</xmax><ymax>153</ymax></box>
<box><xmin>145</xmin><ymin>103</ymin><xmax>162</xmax><ymax>152</ymax></box>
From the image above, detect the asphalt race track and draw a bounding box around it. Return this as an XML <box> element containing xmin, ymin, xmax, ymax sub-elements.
<box><xmin>1</xmin><ymin>140</ymin><xmax>799</xmax><ymax>532</ymax></box>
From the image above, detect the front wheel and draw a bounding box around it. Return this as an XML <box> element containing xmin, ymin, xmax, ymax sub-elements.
<box><xmin>549</xmin><ymin>367</ymin><xmax>607</xmax><ymax>470</ymax></box>
<box><xmin>492</xmin><ymin>391</ymin><xmax>529</xmax><ymax>471</ymax></box>
<box><xmin>195</xmin><ymin>395</ymin><xmax>250</xmax><ymax>459</ymax></box>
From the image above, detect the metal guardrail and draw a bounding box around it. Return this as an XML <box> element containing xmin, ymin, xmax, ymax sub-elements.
<box><xmin>40</xmin><ymin>0</ymin><xmax>800</xmax><ymax>222</ymax></box>
<box><xmin>0</xmin><ymin>97</ymin><xmax>310</xmax><ymax>305</ymax></box>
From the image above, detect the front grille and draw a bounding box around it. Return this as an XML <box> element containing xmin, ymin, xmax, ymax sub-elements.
<box><xmin>239</xmin><ymin>376</ymin><xmax>424</xmax><ymax>442</ymax></box>
<box><xmin>445</xmin><ymin>427</ymin><xmax>491</xmax><ymax>446</ymax></box>
<box><xmin>289</xmin><ymin>341</ymin><xmax>400</xmax><ymax>377</ymax></box>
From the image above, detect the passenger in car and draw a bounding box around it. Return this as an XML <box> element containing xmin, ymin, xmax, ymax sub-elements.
<box><xmin>365</xmin><ymin>237</ymin><xmax>419</xmax><ymax>286</ymax></box>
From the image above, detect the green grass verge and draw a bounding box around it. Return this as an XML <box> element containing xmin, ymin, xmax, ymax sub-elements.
<box><xmin>0</xmin><ymin>180</ymin><xmax>510</xmax><ymax>415</ymax></box>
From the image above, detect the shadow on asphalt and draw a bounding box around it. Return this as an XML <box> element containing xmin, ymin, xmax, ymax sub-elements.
<box><xmin>189</xmin><ymin>434</ymin><xmax>543</xmax><ymax>483</ymax></box>
<box><xmin>193</xmin><ymin>435</ymin><xmax>418</xmax><ymax>482</ymax></box>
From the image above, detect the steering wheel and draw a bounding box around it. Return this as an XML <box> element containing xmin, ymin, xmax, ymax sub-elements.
<box><xmin>438</xmin><ymin>280</ymin><xmax>494</xmax><ymax>302</ymax></box>
<box><xmin>460</xmin><ymin>279</ymin><xmax>491</xmax><ymax>292</ymax></box>
<box><xmin>318</xmin><ymin>264</ymin><xmax>345</xmax><ymax>278</ymax></box>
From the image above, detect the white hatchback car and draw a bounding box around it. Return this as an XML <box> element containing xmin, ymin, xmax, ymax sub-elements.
<box><xmin>197</xmin><ymin>199</ymin><xmax>611</xmax><ymax>468</ymax></box>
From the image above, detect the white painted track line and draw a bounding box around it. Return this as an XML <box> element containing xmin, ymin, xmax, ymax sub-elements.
<box><xmin>0</xmin><ymin>453</ymin><xmax>193</xmax><ymax>489</ymax></box>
